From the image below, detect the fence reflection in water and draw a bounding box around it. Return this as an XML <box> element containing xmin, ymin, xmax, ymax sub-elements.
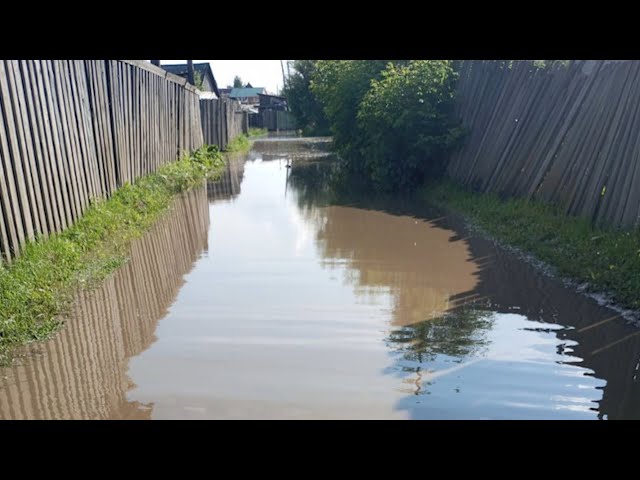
<box><xmin>0</xmin><ymin>186</ymin><xmax>209</xmax><ymax>419</ymax></box>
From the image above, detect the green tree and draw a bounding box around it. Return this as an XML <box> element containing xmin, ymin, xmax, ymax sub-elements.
<box><xmin>282</xmin><ymin>60</ymin><xmax>330</xmax><ymax>136</ymax></box>
<box><xmin>311</xmin><ymin>60</ymin><xmax>390</xmax><ymax>158</ymax></box>
<box><xmin>309</xmin><ymin>60</ymin><xmax>463</xmax><ymax>192</ymax></box>
<box><xmin>387</xmin><ymin>308</ymin><xmax>493</xmax><ymax>364</ymax></box>
<box><xmin>233</xmin><ymin>76</ymin><xmax>243</xmax><ymax>88</ymax></box>
<box><xmin>357</xmin><ymin>61</ymin><xmax>465</xmax><ymax>191</ymax></box>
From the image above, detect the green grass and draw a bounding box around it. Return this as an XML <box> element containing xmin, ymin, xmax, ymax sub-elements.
<box><xmin>0</xmin><ymin>145</ymin><xmax>225</xmax><ymax>365</ymax></box>
<box><xmin>248</xmin><ymin>128</ymin><xmax>268</xmax><ymax>138</ymax></box>
<box><xmin>224</xmin><ymin>129</ymin><xmax>268</xmax><ymax>153</ymax></box>
<box><xmin>423</xmin><ymin>180</ymin><xmax>640</xmax><ymax>311</ymax></box>
<box><xmin>224</xmin><ymin>134</ymin><xmax>251</xmax><ymax>153</ymax></box>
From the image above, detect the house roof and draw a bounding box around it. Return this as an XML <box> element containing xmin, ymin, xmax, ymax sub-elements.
<box><xmin>229</xmin><ymin>87</ymin><xmax>266</xmax><ymax>98</ymax></box>
<box><xmin>161</xmin><ymin>62</ymin><xmax>220</xmax><ymax>97</ymax></box>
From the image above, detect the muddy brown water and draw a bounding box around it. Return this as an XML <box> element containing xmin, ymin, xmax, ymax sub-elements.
<box><xmin>2</xmin><ymin>137</ymin><xmax>640</xmax><ymax>419</ymax></box>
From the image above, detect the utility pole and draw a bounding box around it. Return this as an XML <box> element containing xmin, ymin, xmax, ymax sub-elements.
<box><xmin>187</xmin><ymin>60</ymin><xmax>195</xmax><ymax>85</ymax></box>
<box><xmin>150</xmin><ymin>60</ymin><xmax>161</xmax><ymax>67</ymax></box>
<box><xmin>280</xmin><ymin>60</ymin><xmax>287</xmax><ymax>91</ymax></box>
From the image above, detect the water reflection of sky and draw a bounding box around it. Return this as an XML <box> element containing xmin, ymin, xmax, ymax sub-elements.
<box><xmin>385</xmin><ymin>312</ymin><xmax>604</xmax><ymax>419</ymax></box>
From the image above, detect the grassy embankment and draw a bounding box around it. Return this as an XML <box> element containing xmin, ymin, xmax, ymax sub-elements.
<box><xmin>248</xmin><ymin>127</ymin><xmax>268</xmax><ymax>138</ymax></box>
<box><xmin>224</xmin><ymin>128</ymin><xmax>268</xmax><ymax>153</ymax></box>
<box><xmin>423</xmin><ymin>181</ymin><xmax>640</xmax><ymax>311</ymax></box>
<box><xmin>0</xmin><ymin>145</ymin><xmax>225</xmax><ymax>364</ymax></box>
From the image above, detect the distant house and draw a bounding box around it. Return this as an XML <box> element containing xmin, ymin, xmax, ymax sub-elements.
<box><xmin>218</xmin><ymin>88</ymin><xmax>232</xmax><ymax>98</ymax></box>
<box><xmin>258</xmin><ymin>93</ymin><xmax>287</xmax><ymax>112</ymax></box>
<box><xmin>161</xmin><ymin>63</ymin><xmax>220</xmax><ymax>97</ymax></box>
<box><xmin>228</xmin><ymin>87</ymin><xmax>267</xmax><ymax>105</ymax></box>
<box><xmin>249</xmin><ymin>93</ymin><xmax>295</xmax><ymax>131</ymax></box>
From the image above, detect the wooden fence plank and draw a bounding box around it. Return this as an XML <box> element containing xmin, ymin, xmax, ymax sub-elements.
<box><xmin>85</xmin><ymin>60</ymin><xmax>109</xmax><ymax>197</ymax></box>
<box><xmin>8</xmin><ymin>60</ymin><xmax>48</xmax><ymax>238</ymax></box>
<box><xmin>51</xmin><ymin>60</ymin><xmax>84</xmax><ymax>221</ymax></box>
<box><xmin>20</xmin><ymin>60</ymin><xmax>57</xmax><ymax>235</ymax></box>
<box><xmin>40</xmin><ymin>60</ymin><xmax>73</xmax><ymax>228</ymax></box>
<box><xmin>30</xmin><ymin>60</ymin><xmax>63</xmax><ymax>233</ymax></box>
<box><xmin>96</xmin><ymin>60</ymin><xmax>116</xmax><ymax>196</ymax></box>
<box><xmin>0</xmin><ymin>107</ymin><xmax>21</xmax><ymax>261</ymax></box>
<box><xmin>0</xmin><ymin>60</ymin><xmax>34</xmax><ymax>244</ymax></box>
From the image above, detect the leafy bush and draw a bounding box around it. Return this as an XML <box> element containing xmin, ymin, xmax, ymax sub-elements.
<box><xmin>296</xmin><ymin>60</ymin><xmax>464</xmax><ymax>192</ymax></box>
<box><xmin>224</xmin><ymin>134</ymin><xmax>251</xmax><ymax>152</ymax></box>
<box><xmin>357</xmin><ymin>61</ymin><xmax>465</xmax><ymax>191</ymax></box>
<box><xmin>311</xmin><ymin>60</ymin><xmax>389</xmax><ymax>157</ymax></box>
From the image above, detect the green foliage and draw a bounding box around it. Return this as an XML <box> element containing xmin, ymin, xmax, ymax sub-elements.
<box><xmin>308</xmin><ymin>60</ymin><xmax>463</xmax><ymax>192</ymax></box>
<box><xmin>248</xmin><ymin>128</ymin><xmax>268</xmax><ymax>138</ymax></box>
<box><xmin>225</xmin><ymin>130</ymin><xmax>265</xmax><ymax>153</ymax></box>
<box><xmin>0</xmin><ymin>145</ymin><xmax>225</xmax><ymax>365</ymax></box>
<box><xmin>233</xmin><ymin>76</ymin><xmax>243</xmax><ymax>88</ymax></box>
<box><xmin>282</xmin><ymin>60</ymin><xmax>330</xmax><ymax>136</ymax></box>
<box><xmin>424</xmin><ymin>181</ymin><xmax>640</xmax><ymax>311</ymax></box>
<box><xmin>532</xmin><ymin>60</ymin><xmax>571</xmax><ymax>69</ymax></box>
<box><xmin>194</xmin><ymin>71</ymin><xmax>205</xmax><ymax>90</ymax></box>
<box><xmin>388</xmin><ymin>307</ymin><xmax>493</xmax><ymax>363</ymax></box>
<box><xmin>357</xmin><ymin>61</ymin><xmax>465</xmax><ymax>191</ymax></box>
<box><xmin>224</xmin><ymin>134</ymin><xmax>251</xmax><ymax>152</ymax></box>
<box><xmin>312</xmin><ymin>60</ymin><xmax>390</xmax><ymax>155</ymax></box>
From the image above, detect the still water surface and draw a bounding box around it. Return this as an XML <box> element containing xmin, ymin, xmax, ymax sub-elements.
<box><xmin>2</xmin><ymin>137</ymin><xmax>640</xmax><ymax>419</ymax></box>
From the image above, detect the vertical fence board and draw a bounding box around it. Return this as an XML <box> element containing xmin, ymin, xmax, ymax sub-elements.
<box><xmin>40</xmin><ymin>60</ymin><xmax>72</xmax><ymax>229</ymax></box>
<box><xmin>21</xmin><ymin>60</ymin><xmax>57</xmax><ymax>235</ymax></box>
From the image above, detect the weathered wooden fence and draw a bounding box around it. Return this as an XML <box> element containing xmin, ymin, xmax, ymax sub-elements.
<box><xmin>448</xmin><ymin>60</ymin><xmax>640</xmax><ymax>229</ymax></box>
<box><xmin>200</xmin><ymin>97</ymin><xmax>248</xmax><ymax>150</ymax></box>
<box><xmin>0</xmin><ymin>60</ymin><xmax>204</xmax><ymax>263</ymax></box>
<box><xmin>249</xmin><ymin>110</ymin><xmax>297</xmax><ymax>131</ymax></box>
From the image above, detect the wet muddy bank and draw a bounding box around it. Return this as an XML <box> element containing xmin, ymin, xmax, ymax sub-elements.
<box><xmin>422</xmin><ymin>182</ymin><xmax>640</xmax><ymax>325</ymax></box>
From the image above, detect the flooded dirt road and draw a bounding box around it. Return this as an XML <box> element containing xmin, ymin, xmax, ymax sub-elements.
<box><xmin>2</xmin><ymin>137</ymin><xmax>640</xmax><ymax>419</ymax></box>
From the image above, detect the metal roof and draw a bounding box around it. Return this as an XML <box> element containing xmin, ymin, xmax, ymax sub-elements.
<box><xmin>229</xmin><ymin>87</ymin><xmax>266</xmax><ymax>98</ymax></box>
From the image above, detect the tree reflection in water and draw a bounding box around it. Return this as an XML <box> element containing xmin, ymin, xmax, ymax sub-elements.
<box><xmin>287</xmin><ymin>156</ymin><xmax>341</xmax><ymax>210</ymax></box>
<box><xmin>289</xmin><ymin>159</ymin><xmax>494</xmax><ymax>398</ymax></box>
<box><xmin>384</xmin><ymin>307</ymin><xmax>494</xmax><ymax>398</ymax></box>
<box><xmin>387</xmin><ymin>308</ymin><xmax>493</xmax><ymax>365</ymax></box>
